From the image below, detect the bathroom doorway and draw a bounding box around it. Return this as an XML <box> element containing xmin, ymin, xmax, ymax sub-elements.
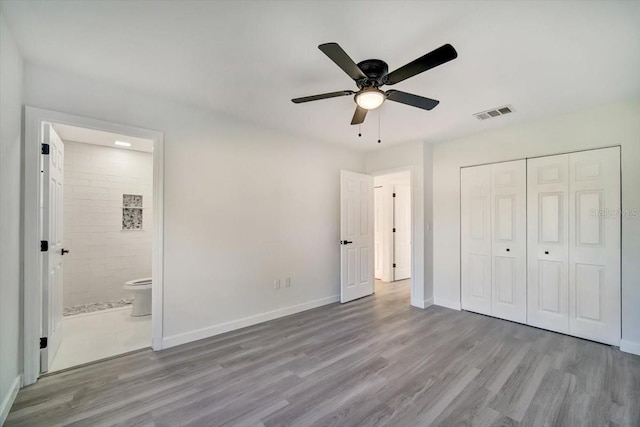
<box><xmin>23</xmin><ymin>108</ymin><xmax>164</xmax><ymax>384</ymax></box>
<box><xmin>373</xmin><ymin>170</ymin><xmax>412</xmax><ymax>293</ymax></box>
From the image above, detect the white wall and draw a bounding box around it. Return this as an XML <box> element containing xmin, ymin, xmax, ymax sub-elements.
<box><xmin>423</xmin><ymin>142</ymin><xmax>434</xmax><ymax>306</ymax></box>
<box><xmin>0</xmin><ymin>13</ymin><xmax>24</xmax><ymax>423</ymax></box>
<box><xmin>24</xmin><ymin>63</ymin><xmax>366</xmax><ymax>346</ymax></box>
<box><xmin>373</xmin><ymin>171</ymin><xmax>411</xmax><ymax>283</ymax></box>
<box><xmin>432</xmin><ymin>98</ymin><xmax>640</xmax><ymax>354</ymax></box>
<box><xmin>365</xmin><ymin>141</ymin><xmax>428</xmax><ymax>308</ymax></box>
<box><xmin>63</xmin><ymin>141</ymin><xmax>153</xmax><ymax>308</ymax></box>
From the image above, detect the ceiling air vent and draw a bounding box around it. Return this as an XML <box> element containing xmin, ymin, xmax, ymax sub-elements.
<box><xmin>474</xmin><ymin>105</ymin><xmax>514</xmax><ymax>120</ymax></box>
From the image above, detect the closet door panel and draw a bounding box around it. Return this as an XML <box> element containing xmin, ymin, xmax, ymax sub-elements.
<box><xmin>569</xmin><ymin>147</ymin><xmax>620</xmax><ymax>345</ymax></box>
<box><xmin>527</xmin><ymin>155</ymin><xmax>570</xmax><ymax>333</ymax></box>
<box><xmin>461</xmin><ymin>165</ymin><xmax>492</xmax><ymax>315</ymax></box>
<box><xmin>491</xmin><ymin>160</ymin><xmax>527</xmax><ymax>323</ymax></box>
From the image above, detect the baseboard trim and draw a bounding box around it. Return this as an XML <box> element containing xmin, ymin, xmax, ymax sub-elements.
<box><xmin>411</xmin><ymin>298</ymin><xmax>434</xmax><ymax>309</ymax></box>
<box><xmin>163</xmin><ymin>295</ymin><xmax>340</xmax><ymax>349</ymax></box>
<box><xmin>1</xmin><ymin>375</ymin><xmax>21</xmax><ymax>425</ymax></box>
<box><xmin>434</xmin><ymin>297</ymin><xmax>462</xmax><ymax>311</ymax></box>
<box><xmin>620</xmin><ymin>339</ymin><xmax>640</xmax><ymax>356</ymax></box>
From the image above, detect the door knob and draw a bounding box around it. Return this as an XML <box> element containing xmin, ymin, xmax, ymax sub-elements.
<box><xmin>61</xmin><ymin>248</ymin><xmax>70</xmax><ymax>255</ymax></box>
<box><xmin>341</xmin><ymin>240</ymin><xmax>353</xmax><ymax>245</ymax></box>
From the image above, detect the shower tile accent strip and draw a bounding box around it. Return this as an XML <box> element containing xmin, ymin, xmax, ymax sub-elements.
<box><xmin>64</xmin><ymin>298</ymin><xmax>134</xmax><ymax>316</ymax></box>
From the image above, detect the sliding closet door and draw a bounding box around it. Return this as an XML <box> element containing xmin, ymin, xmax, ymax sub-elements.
<box><xmin>527</xmin><ymin>154</ymin><xmax>570</xmax><ymax>334</ymax></box>
<box><xmin>461</xmin><ymin>165</ymin><xmax>492</xmax><ymax>315</ymax></box>
<box><xmin>491</xmin><ymin>160</ymin><xmax>527</xmax><ymax>323</ymax></box>
<box><xmin>568</xmin><ymin>147</ymin><xmax>621</xmax><ymax>345</ymax></box>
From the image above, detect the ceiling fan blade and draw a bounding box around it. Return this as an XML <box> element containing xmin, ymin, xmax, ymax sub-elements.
<box><xmin>384</xmin><ymin>44</ymin><xmax>457</xmax><ymax>85</ymax></box>
<box><xmin>351</xmin><ymin>105</ymin><xmax>367</xmax><ymax>125</ymax></box>
<box><xmin>386</xmin><ymin>90</ymin><xmax>440</xmax><ymax>110</ymax></box>
<box><xmin>319</xmin><ymin>43</ymin><xmax>367</xmax><ymax>81</ymax></box>
<box><xmin>292</xmin><ymin>90</ymin><xmax>355</xmax><ymax>103</ymax></box>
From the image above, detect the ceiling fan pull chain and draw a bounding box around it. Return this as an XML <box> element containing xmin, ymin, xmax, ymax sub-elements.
<box><xmin>358</xmin><ymin>124</ymin><xmax>362</xmax><ymax>138</ymax></box>
<box><xmin>377</xmin><ymin>110</ymin><xmax>381</xmax><ymax>144</ymax></box>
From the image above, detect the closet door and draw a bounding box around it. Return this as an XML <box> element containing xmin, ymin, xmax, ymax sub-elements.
<box><xmin>491</xmin><ymin>160</ymin><xmax>527</xmax><ymax>323</ymax></box>
<box><xmin>461</xmin><ymin>165</ymin><xmax>492</xmax><ymax>315</ymax></box>
<box><xmin>568</xmin><ymin>147</ymin><xmax>620</xmax><ymax>345</ymax></box>
<box><xmin>527</xmin><ymin>154</ymin><xmax>570</xmax><ymax>334</ymax></box>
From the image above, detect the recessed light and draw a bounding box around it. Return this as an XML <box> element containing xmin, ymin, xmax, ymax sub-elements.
<box><xmin>115</xmin><ymin>141</ymin><xmax>131</xmax><ymax>147</ymax></box>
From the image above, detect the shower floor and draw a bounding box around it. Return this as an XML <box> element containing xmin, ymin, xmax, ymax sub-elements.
<box><xmin>49</xmin><ymin>306</ymin><xmax>151</xmax><ymax>372</ymax></box>
<box><xmin>63</xmin><ymin>298</ymin><xmax>134</xmax><ymax>316</ymax></box>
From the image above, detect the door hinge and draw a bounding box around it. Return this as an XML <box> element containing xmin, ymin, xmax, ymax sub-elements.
<box><xmin>393</xmin><ymin>263</ymin><xmax>396</xmax><ymax>268</ymax></box>
<box><xmin>41</xmin><ymin>240</ymin><xmax>48</xmax><ymax>252</ymax></box>
<box><xmin>392</xmin><ymin>192</ymin><xmax>396</xmax><ymax>198</ymax></box>
<box><xmin>41</xmin><ymin>143</ymin><xmax>50</xmax><ymax>155</ymax></box>
<box><xmin>40</xmin><ymin>337</ymin><xmax>48</xmax><ymax>349</ymax></box>
<box><xmin>392</xmin><ymin>228</ymin><xmax>396</xmax><ymax>233</ymax></box>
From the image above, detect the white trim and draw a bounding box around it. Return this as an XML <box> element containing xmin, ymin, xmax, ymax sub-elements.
<box><xmin>434</xmin><ymin>297</ymin><xmax>462</xmax><ymax>311</ymax></box>
<box><xmin>368</xmin><ymin>166</ymin><xmax>420</xmax><ymax>309</ymax></box>
<box><xmin>620</xmin><ymin>340</ymin><xmax>640</xmax><ymax>356</ymax></box>
<box><xmin>23</xmin><ymin>106</ymin><xmax>165</xmax><ymax>386</ymax></box>
<box><xmin>0</xmin><ymin>375</ymin><xmax>22</xmax><ymax>425</ymax></box>
<box><xmin>411</xmin><ymin>297</ymin><xmax>434</xmax><ymax>309</ymax></box>
<box><xmin>163</xmin><ymin>295</ymin><xmax>340</xmax><ymax>349</ymax></box>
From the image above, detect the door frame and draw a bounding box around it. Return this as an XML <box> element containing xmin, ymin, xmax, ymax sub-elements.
<box><xmin>368</xmin><ymin>166</ymin><xmax>418</xmax><ymax>307</ymax></box>
<box><xmin>23</xmin><ymin>106</ymin><xmax>165</xmax><ymax>386</ymax></box>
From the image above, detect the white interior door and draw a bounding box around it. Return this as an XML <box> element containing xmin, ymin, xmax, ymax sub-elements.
<box><xmin>490</xmin><ymin>160</ymin><xmax>527</xmax><ymax>323</ymax></box>
<box><xmin>568</xmin><ymin>147</ymin><xmax>621</xmax><ymax>345</ymax></box>
<box><xmin>393</xmin><ymin>184</ymin><xmax>411</xmax><ymax>280</ymax></box>
<box><xmin>340</xmin><ymin>170</ymin><xmax>374</xmax><ymax>303</ymax></box>
<box><xmin>461</xmin><ymin>165</ymin><xmax>492</xmax><ymax>315</ymax></box>
<box><xmin>374</xmin><ymin>187</ymin><xmax>384</xmax><ymax>280</ymax></box>
<box><xmin>41</xmin><ymin>123</ymin><xmax>65</xmax><ymax>372</ymax></box>
<box><xmin>527</xmin><ymin>154</ymin><xmax>570</xmax><ymax>334</ymax></box>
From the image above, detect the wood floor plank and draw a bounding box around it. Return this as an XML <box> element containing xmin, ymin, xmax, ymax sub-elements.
<box><xmin>6</xmin><ymin>280</ymin><xmax>640</xmax><ymax>426</ymax></box>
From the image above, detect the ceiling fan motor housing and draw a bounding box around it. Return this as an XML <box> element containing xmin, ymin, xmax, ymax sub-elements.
<box><xmin>356</xmin><ymin>59</ymin><xmax>388</xmax><ymax>88</ymax></box>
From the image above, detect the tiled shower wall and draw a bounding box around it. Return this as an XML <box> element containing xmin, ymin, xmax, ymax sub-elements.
<box><xmin>63</xmin><ymin>141</ymin><xmax>153</xmax><ymax>307</ymax></box>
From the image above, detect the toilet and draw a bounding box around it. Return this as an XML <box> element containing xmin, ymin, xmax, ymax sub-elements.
<box><xmin>124</xmin><ymin>277</ymin><xmax>152</xmax><ymax>317</ymax></box>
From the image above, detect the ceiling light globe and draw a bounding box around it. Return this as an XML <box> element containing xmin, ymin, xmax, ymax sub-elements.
<box><xmin>355</xmin><ymin>89</ymin><xmax>385</xmax><ymax>110</ymax></box>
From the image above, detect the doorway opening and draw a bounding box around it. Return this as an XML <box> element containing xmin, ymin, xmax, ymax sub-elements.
<box><xmin>374</xmin><ymin>170</ymin><xmax>412</xmax><ymax>294</ymax></box>
<box><xmin>48</xmin><ymin>123</ymin><xmax>154</xmax><ymax>372</ymax></box>
<box><xmin>24</xmin><ymin>107</ymin><xmax>164</xmax><ymax>385</ymax></box>
<box><xmin>339</xmin><ymin>168</ymin><xmax>416</xmax><ymax>306</ymax></box>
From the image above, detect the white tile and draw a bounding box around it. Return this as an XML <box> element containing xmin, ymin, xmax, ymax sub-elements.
<box><xmin>63</xmin><ymin>141</ymin><xmax>153</xmax><ymax>308</ymax></box>
<box><xmin>49</xmin><ymin>308</ymin><xmax>151</xmax><ymax>372</ymax></box>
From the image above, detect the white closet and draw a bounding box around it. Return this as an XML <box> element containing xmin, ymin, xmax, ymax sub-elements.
<box><xmin>528</xmin><ymin>147</ymin><xmax>621</xmax><ymax>345</ymax></box>
<box><xmin>527</xmin><ymin>154</ymin><xmax>571</xmax><ymax>333</ymax></box>
<box><xmin>461</xmin><ymin>147</ymin><xmax>621</xmax><ymax>346</ymax></box>
<box><xmin>461</xmin><ymin>160</ymin><xmax>527</xmax><ymax>322</ymax></box>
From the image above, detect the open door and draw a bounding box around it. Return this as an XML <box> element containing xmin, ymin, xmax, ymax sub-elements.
<box><xmin>393</xmin><ymin>184</ymin><xmax>411</xmax><ymax>280</ymax></box>
<box><xmin>340</xmin><ymin>170</ymin><xmax>374</xmax><ymax>303</ymax></box>
<box><xmin>41</xmin><ymin>123</ymin><xmax>65</xmax><ymax>372</ymax></box>
<box><xmin>374</xmin><ymin>187</ymin><xmax>383</xmax><ymax>280</ymax></box>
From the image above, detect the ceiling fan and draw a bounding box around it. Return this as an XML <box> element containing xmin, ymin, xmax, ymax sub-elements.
<box><xmin>292</xmin><ymin>42</ymin><xmax>458</xmax><ymax>125</ymax></box>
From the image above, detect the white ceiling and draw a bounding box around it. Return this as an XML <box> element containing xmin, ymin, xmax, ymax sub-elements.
<box><xmin>3</xmin><ymin>1</ymin><xmax>640</xmax><ymax>151</ymax></box>
<box><xmin>52</xmin><ymin>123</ymin><xmax>154</xmax><ymax>153</ymax></box>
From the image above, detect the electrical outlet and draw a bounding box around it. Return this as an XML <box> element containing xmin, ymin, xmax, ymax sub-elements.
<box><xmin>273</xmin><ymin>279</ymin><xmax>281</xmax><ymax>289</ymax></box>
<box><xmin>284</xmin><ymin>277</ymin><xmax>291</xmax><ymax>288</ymax></box>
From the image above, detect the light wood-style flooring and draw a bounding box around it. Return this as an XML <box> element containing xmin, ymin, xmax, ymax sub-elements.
<box><xmin>7</xmin><ymin>280</ymin><xmax>640</xmax><ymax>426</ymax></box>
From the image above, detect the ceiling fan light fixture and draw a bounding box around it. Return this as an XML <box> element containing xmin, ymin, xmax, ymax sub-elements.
<box><xmin>355</xmin><ymin>88</ymin><xmax>385</xmax><ymax>110</ymax></box>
